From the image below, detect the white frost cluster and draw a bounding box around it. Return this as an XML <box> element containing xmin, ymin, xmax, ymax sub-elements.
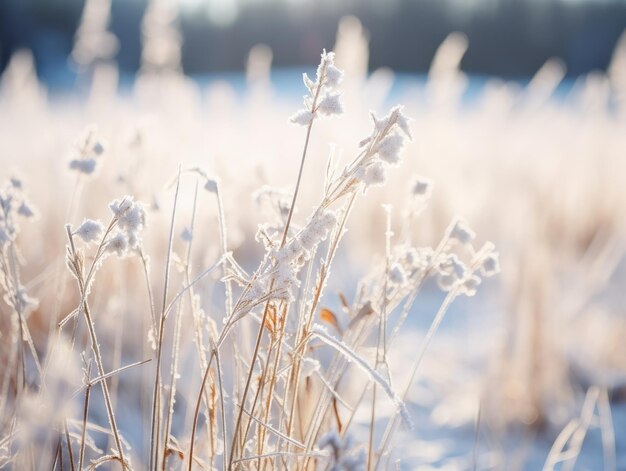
<box><xmin>480</xmin><ymin>252</ymin><xmax>500</xmax><ymax>277</ymax></box>
<box><xmin>411</xmin><ymin>176</ymin><xmax>433</xmax><ymax>198</ymax></box>
<box><xmin>204</xmin><ymin>177</ymin><xmax>219</xmax><ymax>194</ymax></box>
<box><xmin>355</xmin><ymin>161</ymin><xmax>387</xmax><ymax>188</ymax></box>
<box><xmin>450</xmin><ymin>219</ymin><xmax>476</xmax><ymax>245</ymax></box>
<box><xmin>238</xmin><ymin>209</ymin><xmax>338</xmax><ymax>312</ymax></box>
<box><xmin>355</xmin><ymin>106</ymin><xmax>413</xmax><ymax>192</ymax></box>
<box><xmin>436</xmin><ymin>253</ymin><xmax>467</xmax><ymax>291</ymax></box>
<box><xmin>68</xmin><ymin>125</ymin><xmax>107</xmax><ymax>176</ymax></box>
<box><xmin>290</xmin><ymin>50</ymin><xmax>344</xmax><ymax>126</ymax></box>
<box><xmin>105</xmin><ymin>196</ymin><xmax>147</xmax><ymax>257</ymax></box>
<box><xmin>271</xmin><ymin>209</ymin><xmax>337</xmax><ymax>301</ymax></box>
<box><xmin>434</xmin><ymin>239</ymin><xmax>500</xmax><ymax>297</ymax></box>
<box><xmin>389</xmin><ymin>263</ymin><xmax>407</xmax><ymax>286</ymax></box>
<box><xmin>74</xmin><ymin>219</ymin><xmax>104</xmax><ymax>244</ymax></box>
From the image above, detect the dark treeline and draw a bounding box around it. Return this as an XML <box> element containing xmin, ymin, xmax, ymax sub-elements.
<box><xmin>1</xmin><ymin>0</ymin><xmax>625</xmax><ymax>82</ymax></box>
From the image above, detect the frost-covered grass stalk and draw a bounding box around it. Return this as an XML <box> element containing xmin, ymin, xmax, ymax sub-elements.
<box><xmin>0</xmin><ymin>50</ymin><xmax>500</xmax><ymax>471</ymax></box>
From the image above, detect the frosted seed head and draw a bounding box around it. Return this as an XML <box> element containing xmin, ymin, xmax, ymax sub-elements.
<box><xmin>109</xmin><ymin>197</ymin><xmax>133</xmax><ymax>218</ymax></box>
<box><xmin>17</xmin><ymin>201</ymin><xmax>36</xmax><ymax>219</ymax></box>
<box><xmin>450</xmin><ymin>219</ymin><xmax>476</xmax><ymax>245</ymax></box>
<box><xmin>274</xmin><ymin>263</ymin><xmax>299</xmax><ymax>301</ymax></box>
<box><xmin>92</xmin><ymin>140</ymin><xmax>106</xmax><ymax>156</ymax></box>
<box><xmin>391</xmin><ymin>105</ymin><xmax>413</xmax><ymax>139</ymax></box>
<box><xmin>481</xmin><ymin>252</ymin><xmax>500</xmax><ymax>277</ymax></box>
<box><xmin>181</xmin><ymin>227</ymin><xmax>193</xmax><ymax>242</ymax></box>
<box><xmin>462</xmin><ymin>275</ymin><xmax>482</xmax><ymax>296</ymax></box>
<box><xmin>411</xmin><ymin>176</ymin><xmax>432</xmax><ymax>197</ymax></box>
<box><xmin>74</xmin><ymin>219</ymin><xmax>104</xmax><ymax>244</ymax></box>
<box><xmin>119</xmin><ymin>202</ymin><xmax>146</xmax><ymax>233</ymax></box>
<box><xmin>127</xmin><ymin>231</ymin><xmax>141</xmax><ymax>250</ymax></box>
<box><xmin>376</xmin><ymin>133</ymin><xmax>405</xmax><ymax>165</ymax></box>
<box><xmin>437</xmin><ymin>273</ymin><xmax>456</xmax><ymax>291</ymax></box>
<box><xmin>106</xmin><ymin>232</ymin><xmax>129</xmax><ymax>257</ymax></box>
<box><xmin>317</xmin><ymin>210</ymin><xmax>338</xmax><ymax>234</ymax></box>
<box><xmin>205</xmin><ymin>177</ymin><xmax>220</xmax><ymax>193</ymax></box>
<box><xmin>290</xmin><ymin>109</ymin><xmax>315</xmax><ymax>126</ymax></box>
<box><xmin>69</xmin><ymin>158</ymin><xmax>97</xmax><ymax>175</ymax></box>
<box><xmin>359</xmin><ymin>161</ymin><xmax>387</xmax><ymax>188</ymax></box>
<box><xmin>325</xmin><ymin>64</ymin><xmax>344</xmax><ymax>88</ymax></box>
<box><xmin>389</xmin><ymin>263</ymin><xmax>407</xmax><ymax>286</ymax></box>
<box><xmin>10</xmin><ymin>177</ymin><xmax>22</xmax><ymax>189</ymax></box>
<box><xmin>317</xmin><ymin>93</ymin><xmax>344</xmax><ymax>116</ymax></box>
<box><xmin>299</xmin><ymin>226</ymin><xmax>319</xmax><ymax>251</ymax></box>
<box><xmin>403</xmin><ymin>247</ymin><xmax>419</xmax><ymax>267</ymax></box>
<box><xmin>278</xmin><ymin>239</ymin><xmax>305</xmax><ymax>264</ymax></box>
<box><xmin>109</xmin><ymin>197</ymin><xmax>145</xmax><ymax>234</ymax></box>
<box><xmin>316</xmin><ymin>49</ymin><xmax>336</xmax><ymax>84</ymax></box>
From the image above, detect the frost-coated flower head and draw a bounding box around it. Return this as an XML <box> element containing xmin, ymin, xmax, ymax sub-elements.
<box><xmin>10</xmin><ymin>177</ymin><xmax>22</xmax><ymax>189</ymax></box>
<box><xmin>461</xmin><ymin>275</ymin><xmax>481</xmax><ymax>296</ymax></box>
<box><xmin>92</xmin><ymin>141</ymin><xmax>105</xmax><ymax>156</ymax></box>
<box><xmin>69</xmin><ymin>158</ymin><xmax>97</xmax><ymax>175</ymax></box>
<box><xmin>107</xmin><ymin>196</ymin><xmax>147</xmax><ymax>253</ymax></box>
<box><xmin>450</xmin><ymin>219</ymin><xmax>475</xmax><ymax>245</ymax></box>
<box><xmin>109</xmin><ymin>196</ymin><xmax>146</xmax><ymax>234</ymax></box>
<box><xmin>316</xmin><ymin>50</ymin><xmax>339</xmax><ymax>87</ymax></box>
<box><xmin>105</xmin><ymin>231</ymin><xmax>129</xmax><ymax>257</ymax></box>
<box><xmin>17</xmin><ymin>200</ymin><xmax>36</xmax><ymax>219</ymax></box>
<box><xmin>356</xmin><ymin>162</ymin><xmax>387</xmax><ymax>188</ymax></box>
<box><xmin>181</xmin><ymin>227</ymin><xmax>193</xmax><ymax>242</ymax></box>
<box><xmin>317</xmin><ymin>92</ymin><xmax>344</xmax><ymax>117</ymax></box>
<box><xmin>389</xmin><ymin>263</ymin><xmax>407</xmax><ymax>286</ymax></box>
<box><xmin>74</xmin><ymin>219</ymin><xmax>104</xmax><ymax>244</ymax></box>
<box><xmin>411</xmin><ymin>176</ymin><xmax>433</xmax><ymax>198</ymax></box>
<box><xmin>480</xmin><ymin>252</ymin><xmax>500</xmax><ymax>277</ymax></box>
<box><xmin>371</xmin><ymin>106</ymin><xmax>413</xmax><ymax>140</ymax></box>
<box><xmin>375</xmin><ymin>133</ymin><xmax>405</xmax><ymax>165</ymax></box>
<box><xmin>437</xmin><ymin>272</ymin><xmax>456</xmax><ymax>291</ymax></box>
<box><xmin>436</xmin><ymin>253</ymin><xmax>467</xmax><ymax>291</ymax></box>
<box><xmin>204</xmin><ymin>177</ymin><xmax>220</xmax><ymax>194</ymax></box>
<box><xmin>68</xmin><ymin>125</ymin><xmax>107</xmax><ymax>176</ymax></box>
<box><xmin>291</xmin><ymin>49</ymin><xmax>344</xmax><ymax>126</ymax></box>
<box><xmin>325</xmin><ymin>63</ymin><xmax>344</xmax><ymax>88</ymax></box>
<box><xmin>298</xmin><ymin>210</ymin><xmax>337</xmax><ymax>251</ymax></box>
<box><xmin>290</xmin><ymin>109</ymin><xmax>314</xmax><ymax>126</ymax></box>
<box><xmin>392</xmin><ymin>106</ymin><xmax>413</xmax><ymax>140</ymax></box>
<box><xmin>274</xmin><ymin>262</ymin><xmax>300</xmax><ymax>301</ymax></box>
